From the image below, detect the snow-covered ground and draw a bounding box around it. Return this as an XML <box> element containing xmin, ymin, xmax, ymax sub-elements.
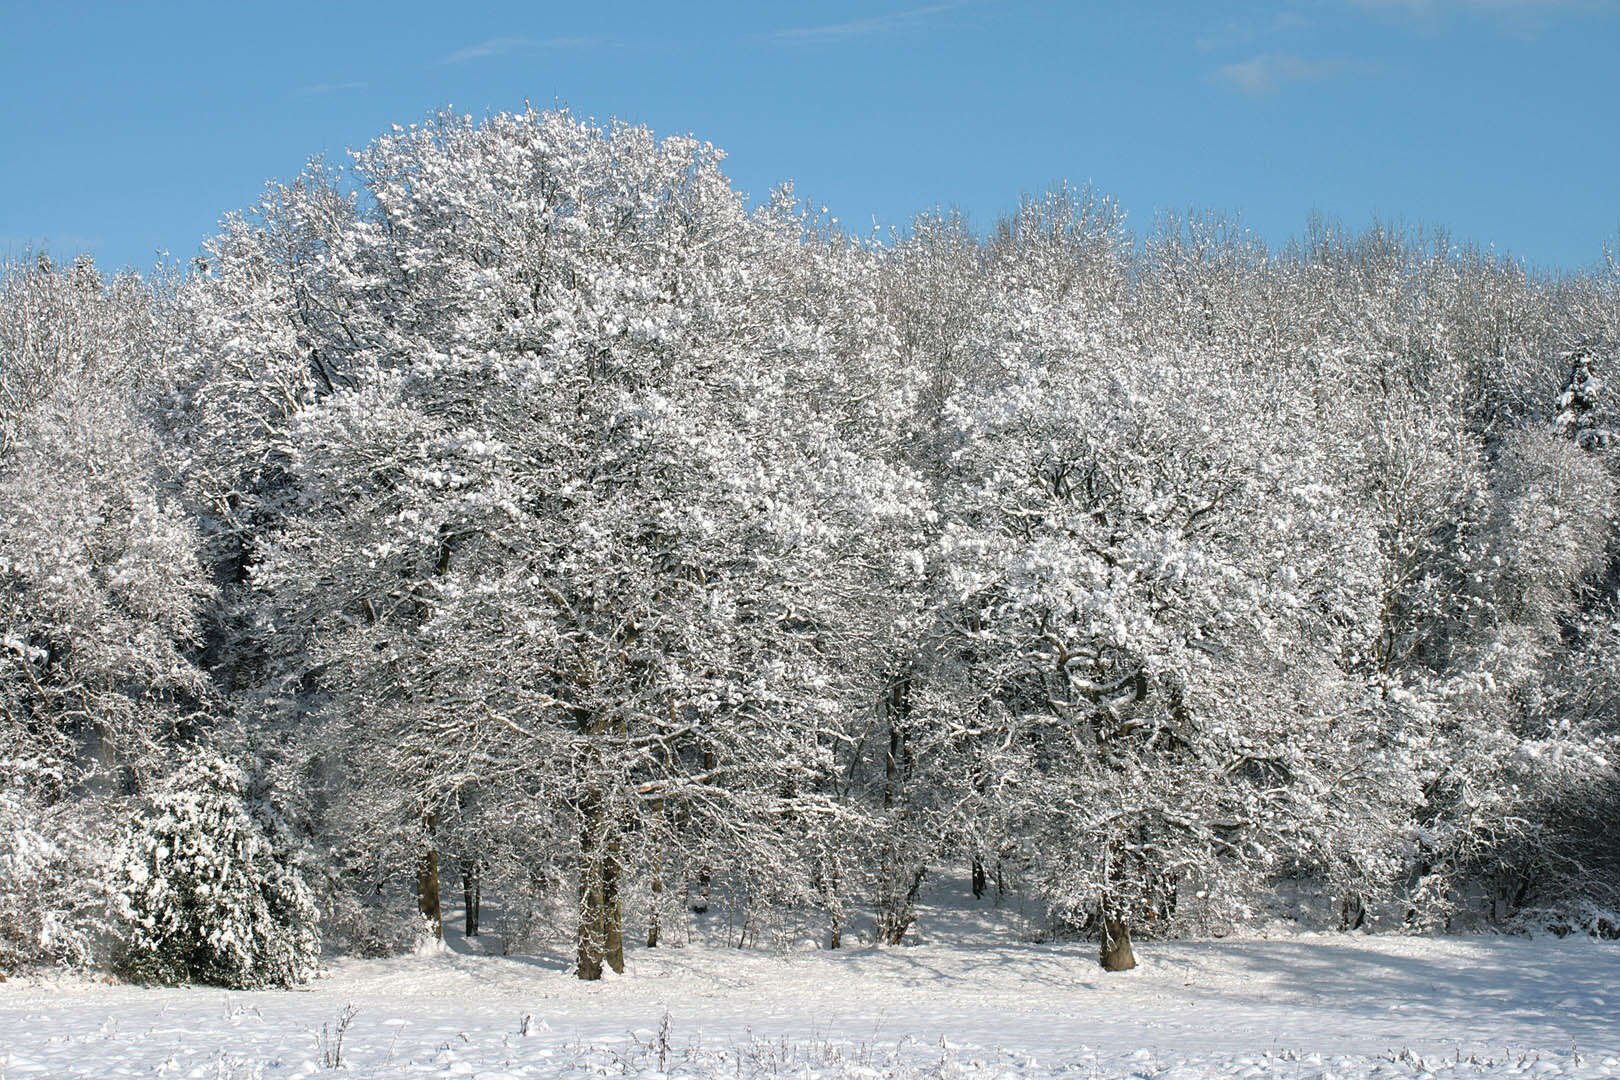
<box><xmin>2</xmin><ymin>886</ymin><xmax>1616</xmax><ymax>1079</ymax></box>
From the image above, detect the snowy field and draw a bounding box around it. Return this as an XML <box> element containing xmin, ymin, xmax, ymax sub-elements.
<box><xmin>1</xmin><ymin>890</ymin><xmax>1616</xmax><ymax>1080</ymax></box>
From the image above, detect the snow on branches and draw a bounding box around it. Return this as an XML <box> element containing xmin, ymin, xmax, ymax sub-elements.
<box><xmin>3</xmin><ymin>107</ymin><xmax>1618</xmax><ymax>981</ymax></box>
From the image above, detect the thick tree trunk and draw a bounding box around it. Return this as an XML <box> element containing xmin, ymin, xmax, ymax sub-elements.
<box><xmin>1099</xmin><ymin>909</ymin><xmax>1136</xmax><ymax>971</ymax></box>
<box><xmin>575</xmin><ymin>790</ymin><xmax>625</xmax><ymax>980</ymax></box>
<box><xmin>461</xmin><ymin>857</ymin><xmax>480</xmax><ymax>937</ymax></box>
<box><xmin>417</xmin><ymin>813</ymin><xmax>443</xmax><ymax>942</ymax></box>
<box><xmin>576</xmin><ymin>861</ymin><xmax>624</xmax><ymax>977</ymax></box>
<box><xmin>576</xmin><ymin>897</ymin><xmax>605</xmax><ymax>978</ymax></box>
<box><xmin>601</xmin><ymin>848</ymin><xmax>624</xmax><ymax>967</ymax></box>
<box><xmin>1340</xmin><ymin>893</ymin><xmax>1366</xmax><ymax>932</ymax></box>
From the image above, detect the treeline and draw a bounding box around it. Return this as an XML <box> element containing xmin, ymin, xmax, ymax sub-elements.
<box><xmin>2</xmin><ymin>107</ymin><xmax>1617</xmax><ymax>986</ymax></box>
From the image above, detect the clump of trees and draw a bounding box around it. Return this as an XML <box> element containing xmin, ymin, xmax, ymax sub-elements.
<box><xmin>2</xmin><ymin>108</ymin><xmax>1617</xmax><ymax>984</ymax></box>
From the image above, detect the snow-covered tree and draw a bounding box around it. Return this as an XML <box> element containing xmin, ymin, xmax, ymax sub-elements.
<box><xmin>0</xmin><ymin>255</ymin><xmax>219</xmax><ymax>974</ymax></box>
<box><xmin>926</xmin><ymin>322</ymin><xmax>1400</xmax><ymax>966</ymax></box>
<box><xmin>1555</xmin><ymin>347</ymin><xmax>1612</xmax><ymax>451</ymax></box>
<box><xmin>115</xmin><ymin>751</ymin><xmax>320</xmax><ymax>987</ymax></box>
<box><xmin>13</xmin><ymin>106</ymin><xmax>1620</xmax><ymax>976</ymax></box>
<box><xmin>0</xmin><ymin>256</ymin><xmax>211</xmax><ymax>782</ymax></box>
<box><xmin>233</xmin><ymin>108</ymin><xmax>919</xmax><ymax>977</ymax></box>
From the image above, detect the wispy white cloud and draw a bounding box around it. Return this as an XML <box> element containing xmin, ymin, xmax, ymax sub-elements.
<box><xmin>1352</xmin><ymin>0</ymin><xmax>1592</xmax><ymax>12</ymax></box>
<box><xmin>439</xmin><ymin>35</ymin><xmax>604</xmax><ymax>65</ymax></box>
<box><xmin>1348</xmin><ymin>0</ymin><xmax>1609</xmax><ymax>26</ymax></box>
<box><xmin>292</xmin><ymin>80</ymin><xmax>366</xmax><ymax>97</ymax></box>
<box><xmin>1196</xmin><ymin>8</ymin><xmax>1312</xmax><ymax>54</ymax></box>
<box><xmin>1212</xmin><ymin>52</ymin><xmax>1377</xmax><ymax>96</ymax></box>
<box><xmin>770</xmin><ymin>2</ymin><xmax>973</xmax><ymax>43</ymax></box>
<box><xmin>1348</xmin><ymin>0</ymin><xmax>1611</xmax><ymax>40</ymax></box>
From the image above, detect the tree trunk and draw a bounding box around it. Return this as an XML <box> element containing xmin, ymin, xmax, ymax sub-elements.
<box><xmin>691</xmin><ymin>867</ymin><xmax>712</xmax><ymax>913</ymax></box>
<box><xmin>462</xmin><ymin>857</ymin><xmax>480</xmax><ymax>937</ymax></box>
<box><xmin>1099</xmin><ymin>908</ymin><xmax>1136</xmax><ymax>971</ymax></box>
<box><xmin>647</xmin><ymin>872</ymin><xmax>662</xmax><ymax>948</ymax></box>
<box><xmin>877</xmin><ymin>866</ymin><xmax>925</xmax><ymax>945</ymax></box>
<box><xmin>417</xmin><ymin>813</ymin><xmax>443</xmax><ymax>942</ymax></box>
<box><xmin>823</xmin><ymin>856</ymin><xmax>843</xmax><ymax>949</ymax></box>
<box><xmin>1340</xmin><ymin>893</ymin><xmax>1366</xmax><ymax>932</ymax></box>
<box><xmin>575</xmin><ymin>790</ymin><xmax>625</xmax><ymax>980</ymax></box>
<box><xmin>883</xmin><ymin>670</ymin><xmax>912</xmax><ymax>808</ymax></box>
<box><xmin>602</xmin><ymin>846</ymin><xmax>624</xmax><ymax>968</ymax></box>
<box><xmin>1404</xmin><ymin>858</ymin><xmax>1432</xmax><ymax>929</ymax></box>
<box><xmin>577</xmin><ymin>877</ymin><xmax>606</xmax><ymax>979</ymax></box>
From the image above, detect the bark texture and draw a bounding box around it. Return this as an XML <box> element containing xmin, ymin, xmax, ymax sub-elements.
<box><xmin>416</xmin><ymin>814</ymin><xmax>443</xmax><ymax>942</ymax></box>
<box><xmin>461</xmin><ymin>858</ymin><xmax>480</xmax><ymax>937</ymax></box>
<box><xmin>575</xmin><ymin>790</ymin><xmax>625</xmax><ymax>980</ymax></box>
<box><xmin>1100</xmin><ymin>912</ymin><xmax>1136</xmax><ymax>971</ymax></box>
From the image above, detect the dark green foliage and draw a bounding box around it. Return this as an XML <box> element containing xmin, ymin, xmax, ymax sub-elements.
<box><xmin>115</xmin><ymin>753</ymin><xmax>320</xmax><ymax>988</ymax></box>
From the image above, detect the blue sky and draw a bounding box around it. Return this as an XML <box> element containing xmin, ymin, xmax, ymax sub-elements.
<box><xmin>3</xmin><ymin>0</ymin><xmax>1616</xmax><ymax>274</ymax></box>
